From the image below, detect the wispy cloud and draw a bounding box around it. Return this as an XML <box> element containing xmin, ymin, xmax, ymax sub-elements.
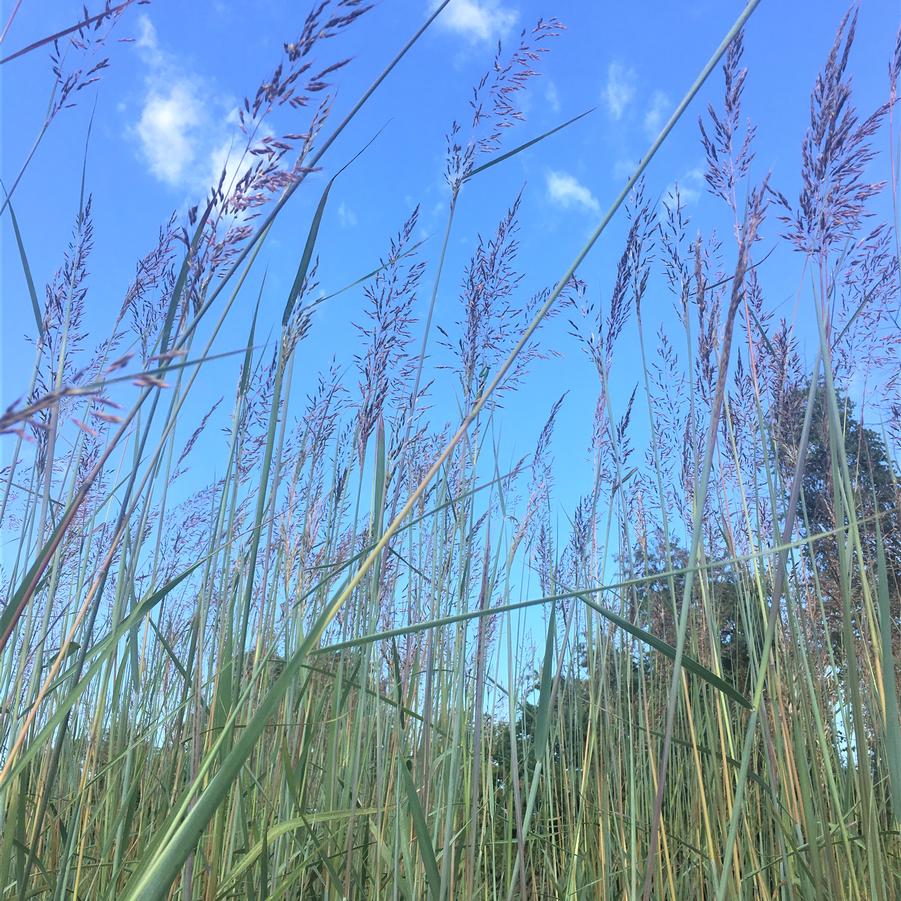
<box><xmin>604</xmin><ymin>61</ymin><xmax>636</xmax><ymax>120</ymax></box>
<box><xmin>135</xmin><ymin>15</ymin><xmax>163</xmax><ymax>65</ymax></box>
<box><xmin>131</xmin><ymin>14</ymin><xmax>242</xmax><ymax>193</ymax></box>
<box><xmin>546</xmin><ymin>170</ymin><xmax>600</xmax><ymax>214</ymax></box>
<box><xmin>613</xmin><ymin>158</ymin><xmax>637</xmax><ymax>180</ymax></box>
<box><xmin>545</xmin><ymin>81</ymin><xmax>561</xmax><ymax>114</ymax></box>
<box><xmin>644</xmin><ymin>90</ymin><xmax>670</xmax><ymax>139</ymax></box>
<box><xmin>663</xmin><ymin>167</ymin><xmax>704</xmax><ymax>207</ymax></box>
<box><xmin>434</xmin><ymin>0</ymin><xmax>517</xmax><ymax>43</ymax></box>
<box><xmin>337</xmin><ymin>201</ymin><xmax>358</xmax><ymax>228</ymax></box>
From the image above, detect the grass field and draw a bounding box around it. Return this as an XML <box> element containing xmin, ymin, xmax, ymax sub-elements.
<box><xmin>1</xmin><ymin>1</ymin><xmax>900</xmax><ymax>898</ymax></box>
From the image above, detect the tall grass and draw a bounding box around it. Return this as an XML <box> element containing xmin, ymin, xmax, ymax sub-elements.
<box><xmin>2</xmin><ymin>2</ymin><xmax>900</xmax><ymax>899</ymax></box>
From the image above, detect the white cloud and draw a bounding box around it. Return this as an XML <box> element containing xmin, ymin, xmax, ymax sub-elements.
<box><xmin>130</xmin><ymin>14</ymin><xmax>244</xmax><ymax>194</ymax></box>
<box><xmin>546</xmin><ymin>170</ymin><xmax>600</xmax><ymax>215</ymax></box>
<box><xmin>435</xmin><ymin>0</ymin><xmax>517</xmax><ymax>43</ymax></box>
<box><xmin>644</xmin><ymin>90</ymin><xmax>670</xmax><ymax>139</ymax></box>
<box><xmin>604</xmin><ymin>61</ymin><xmax>636</xmax><ymax>120</ymax></box>
<box><xmin>337</xmin><ymin>201</ymin><xmax>358</xmax><ymax>228</ymax></box>
<box><xmin>544</xmin><ymin>81</ymin><xmax>561</xmax><ymax>114</ymax></box>
<box><xmin>136</xmin><ymin>81</ymin><xmax>202</xmax><ymax>185</ymax></box>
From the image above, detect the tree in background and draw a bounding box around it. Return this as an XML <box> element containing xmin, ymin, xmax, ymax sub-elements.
<box><xmin>775</xmin><ymin>381</ymin><xmax>900</xmax><ymax>655</ymax></box>
<box><xmin>629</xmin><ymin>545</ymin><xmax>759</xmax><ymax>694</ymax></box>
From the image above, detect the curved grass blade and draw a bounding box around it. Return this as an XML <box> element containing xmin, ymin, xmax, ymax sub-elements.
<box><xmin>214</xmin><ymin>810</ymin><xmax>380</xmax><ymax>899</ymax></box>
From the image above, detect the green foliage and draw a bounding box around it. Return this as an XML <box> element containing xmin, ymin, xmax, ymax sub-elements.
<box><xmin>779</xmin><ymin>380</ymin><xmax>901</xmax><ymax>651</ymax></box>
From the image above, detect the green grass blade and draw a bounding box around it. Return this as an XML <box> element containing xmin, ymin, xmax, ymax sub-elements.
<box><xmin>398</xmin><ymin>757</ymin><xmax>441</xmax><ymax>900</ymax></box>
<box><xmin>1</xmin><ymin>181</ymin><xmax>42</xmax><ymax>336</ymax></box>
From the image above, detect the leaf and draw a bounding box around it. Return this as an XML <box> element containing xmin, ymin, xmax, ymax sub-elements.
<box><xmin>399</xmin><ymin>759</ymin><xmax>441</xmax><ymax>900</ymax></box>
<box><xmin>532</xmin><ymin>604</ymin><xmax>557</xmax><ymax>755</ymax></box>
<box><xmin>577</xmin><ymin>592</ymin><xmax>751</xmax><ymax>709</ymax></box>
<box><xmin>466</xmin><ymin>108</ymin><xmax>594</xmax><ymax>181</ymax></box>
<box><xmin>1</xmin><ymin>181</ymin><xmax>41</xmax><ymax>336</ymax></box>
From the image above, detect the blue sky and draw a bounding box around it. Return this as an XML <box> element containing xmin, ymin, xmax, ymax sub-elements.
<box><xmin>2</xmin><ymin>0</ymin><xmax>899</xmax><ymax>522</ymax></box>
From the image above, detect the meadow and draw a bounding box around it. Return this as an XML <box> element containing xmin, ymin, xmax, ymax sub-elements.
<box><xmin>1</xmin><ymin>0</ymin><xmax>900</xmax><ymax>898</ymax></box>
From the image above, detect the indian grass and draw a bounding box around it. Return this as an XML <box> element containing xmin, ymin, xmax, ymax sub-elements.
<box><xmin>2</xmin><ymin>1</ymin><xmax>901</xmax><ymax>899</ymax></box>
